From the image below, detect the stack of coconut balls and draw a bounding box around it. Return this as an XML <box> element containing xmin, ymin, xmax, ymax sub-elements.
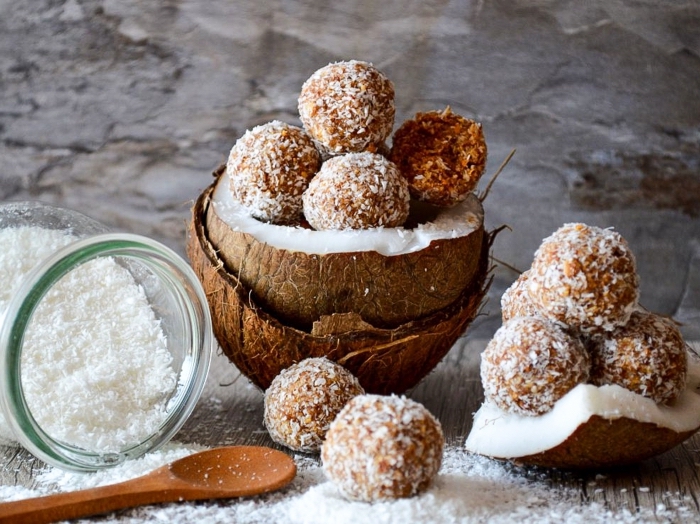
<box><xmin>222</xmin><ymin>60</ymin><xmax>491</xmax><ymax>502</ymax></box>
<box><xmin>482</xmin><ymin>222</ymin><xmax>689</xmax><ymax>417</ymax></box>
<box><xmin>226</xmin><ymin>59</ymin><xmax>487</xmax><ymax>230</ymax></box>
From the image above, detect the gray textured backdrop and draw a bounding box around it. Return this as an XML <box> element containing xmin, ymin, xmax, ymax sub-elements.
<box><xmin>2</xmin><ymin>0</ymin><xmax>700</xmax><ymax>339</ymax></box>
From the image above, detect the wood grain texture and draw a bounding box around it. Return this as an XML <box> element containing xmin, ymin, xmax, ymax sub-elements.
<box><xmin>1</xmin><ymin>341</ymin><xmax>699</xmax><ymax>521</ymax></box>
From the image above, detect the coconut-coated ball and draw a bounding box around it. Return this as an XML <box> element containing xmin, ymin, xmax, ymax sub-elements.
<box><xmin>501</xmin><ymin>270</ymin><xmax>540</xmax><ymax>323</ymax></box>
<box><xmin>589</xmin><ymin>310</ymin><xmax>688</xmax><ymax>404</ymax></box>
<box><xmin>321</xmin><ymin>394</ymin><xmax>444</xmax><ymax>502</ymax></box>
<box><xmin>227</xmin><ymin>121</ymin><xmax>321</xmax><ymax>225</ymax></box>
<box><xmin>481</xmin><ymin>316</ymin><xmax>590</xmax><ymax>416</ymax></box>
<box><xmin>298</xmin><ymin>60</ymin><xmax>395</xmax><ymax>155</ymax></box>
<box><xmin>264</xmin><ymin>357</ymin><xmax>364</xmax><ymax>453</ymax></box>
<box><xmin>389</xmin><ymin>107</ymin><xmax>487</xmax><ymax>207</ymax></box>
<box><xmin>302</xmin><ymin>152</ymin><xmax>410</xmax><ymax>230</ymax></box>
<box><xmin>528</xmin><ymin>223</ymin><xmax>639</xmax><ymax>334</ymax></box>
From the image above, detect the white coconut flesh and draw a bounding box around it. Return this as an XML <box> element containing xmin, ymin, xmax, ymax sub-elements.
<box><xmin>465</xmin><ymin>361</ymin><xmax>700</xmax><ymax>459</ymax></box>
<box><xmin>211</xmin><ymin>170</ymin><xmax>484</xmax><ymax>256</ymax></box>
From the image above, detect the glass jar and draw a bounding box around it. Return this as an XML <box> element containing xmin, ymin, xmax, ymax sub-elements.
<box><xmin>0</xmin><ymin>201</ymin><xmax>213</xmax><ymax>472</ymax></box>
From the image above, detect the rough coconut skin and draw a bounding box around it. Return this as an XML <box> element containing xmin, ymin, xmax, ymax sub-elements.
<box><xmin>389</xmin><ymin>107</ymin><xmax>487</xmax><ymax>207</ymax></box>
<box><xmin>527</xmin><ymin>223</ymin><xmax>639</xmax><ymax>334</ymax></box>
<box><xmin>206</xmin><ymin>175</ymin><xmax>485</xmax><ymax>329</ymax></box>
<box><xmin>298</xmin><ymin>60</ymin><xmax>395</xmax><ymax>155</ymax></box>
<box><xmin>227</xmin><ymin>121</ymin><xmax>321</xmax><ymax>225</ymax></box>
<box><xmin>263</xmin><ymin>357</ymin><xmax>364</xmax><ymax>453</ymax></box>
<box><xmin>302</xmin><ymin>152</ymin><xmax>410</xmax><ymax>231</ymax></box>
<box><xmin>187</xmin><ymin>184</ymin><xmax>493</xmax><ymax>394</ymax></box>
<box><xmin>321</xmin><ymin>394</ymin><xmax>444</xmax><ymax>502</ymax></box>
<box><xmin>589</xmin><ymin>310</ymin><xmax>688</xmax><ymax>404</ymax></box>
<box><xmin>480</xmin><ymin>316</ymin><xmax>590</xmax><ymax>416</ymax></box>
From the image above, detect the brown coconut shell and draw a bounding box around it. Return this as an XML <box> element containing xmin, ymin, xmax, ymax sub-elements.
<box><xmin>187</xmin><ymin>183</ymin><xmax>493</xmax><ymax>395</ymax></box>
<box><xmin>512</xmin><ymin>415</ymin><xmax>700</xmax><ymax>470</ymax></box>
<box><xmin>205</xmin><ymin>173</ymin><xmax>484</xmax><ymax>330</ymax></box>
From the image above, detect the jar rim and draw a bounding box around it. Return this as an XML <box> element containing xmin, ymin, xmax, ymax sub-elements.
<box><xmin>0</xmin><ymin>232</ymin><xmax>213</xmax><ymax>471</ymax></box>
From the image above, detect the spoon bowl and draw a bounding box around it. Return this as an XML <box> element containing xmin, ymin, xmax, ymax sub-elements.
<box><xmin>0</xmin><ymin>446</ymin><xmax>296</xmax><ymax>524</ymax></box>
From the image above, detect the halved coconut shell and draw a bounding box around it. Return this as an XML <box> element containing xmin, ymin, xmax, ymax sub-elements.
<box><xmin>516</xmin><ymin>415</ymin><xmax>699</xmax><ymax>469</ymax></box>
<box><xmin>466</xmin><ymin>370</ymin><xmax>700</xmax><ymax>469</ymax></box>
<box><xmin>187</xmin><ymin>183</ymin><xmax>493</xmax><ymax>394</ymax></box>
<box><xmin>205</xmin><ymin>167</ymin><xmax>484</xmax><ymax>330</ymax></box>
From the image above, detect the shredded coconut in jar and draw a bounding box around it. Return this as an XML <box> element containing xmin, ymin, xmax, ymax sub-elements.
<box><xmin>0</xmin><ymin>226</ymin><xmax>177</xmax><ymax>452</ymax></box>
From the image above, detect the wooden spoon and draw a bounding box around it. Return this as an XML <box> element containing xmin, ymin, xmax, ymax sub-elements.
<box><xmin>0</xmin><ymin>445</ymin><xmax>296</xmax><ymax>524</ymax></box>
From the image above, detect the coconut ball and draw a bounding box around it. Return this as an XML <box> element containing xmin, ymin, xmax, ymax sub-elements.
<box><xmin>589</xmin><ymin>310</ymin><xmax>688</xmax><ymax>404</ymax></box>
<box><xmin>298</xmin><ymin>60</ymin><xmax>395</xmax><ymax>155</ymax></box>
<box><xmin>389</xmin><ymin>107</ymin><xmax>487</xmax><ymax>207</ymax></box>
<box><xmin>528</xmin><ymin>223</ymin><xmax>639</xmax><ymax>334</ymax></box>
<box><xmin>321</xmin><ymin>394</ymin><xmax>444</xmax><ymax>502</ymax></box>
<box><xmin>227</xmin><ymin>121</ymin><xmax>321</xmax><ymax>225</ymax></box>
<box><xmin>302</xmin><ymin>152</ymin><xmax>410</xmax><ymax>230</ymax></box>
<box><xmin>481</xmin><ymin>316</ymin><xmax>590</xmax><ymax>416</ymax></box>
<box><xmin>263</xmin><ymin>357</ymin><xmax>364</xmax><ymax>453</ymax></box>
<box><xmin>501</xmin><ymin>270</ymin><xmax>540</xmax><ymax>323</ymax></box>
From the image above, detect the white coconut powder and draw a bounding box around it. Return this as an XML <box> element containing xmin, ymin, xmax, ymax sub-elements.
<box><xmin>0</xmin><ymin>226</ymin><xmax>177</xmax><ymax>452</ymax></box>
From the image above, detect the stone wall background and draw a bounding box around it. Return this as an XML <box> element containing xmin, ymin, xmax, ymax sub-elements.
<box><xmin>2</xmin><ymin>0</ymin><xmax>700</xmax><ymax>338</ymax></box>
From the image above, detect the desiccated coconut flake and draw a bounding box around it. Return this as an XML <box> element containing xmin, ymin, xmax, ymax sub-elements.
<box><xmin>0</xmin><ymin>226</ymin><xmax>177</xmax><ymax>453</ymax></box>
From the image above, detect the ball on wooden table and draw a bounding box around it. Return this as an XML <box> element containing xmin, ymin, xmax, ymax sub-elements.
<box><xmin>321</xmin><ymin>394</ymin><xmax>444</xmax><ymax>502</ymax></box>
<box><xmin>263</xmin><ymin>357</ymin><xmax>364</xmax><ymax>453</ymax></box>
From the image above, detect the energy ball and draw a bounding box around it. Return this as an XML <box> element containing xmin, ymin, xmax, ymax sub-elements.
<box><xmin>528</xmin><ymin>223</ymin><xmax>639</xmax><ymax>334</ymax></box>
<box><xmin>227</xmin><ymin>121</ymin><xmax>321</xmax><ymax>225</ymax></box>
<box><xmin>589</xmin><ymin>310</ymin><xmax>688</xmax><ymax>404</ymax></box>
<box><xmin>501</xmin><ymin>270</ymin><xmax>540</xmax><ymax>323</ymax></box>
<box><xmin>263</xmin><ymin>357</ymin><xmax>364</xmax><ymax>453</ymax></box>
<box><xmin>302</xmin><ymin>152</ymin><xmax>410</xmax><ymax>230</ymax></box>
<box><xmin>481</xmin><ymin>316</ymin><xmax>590</xmax><ymax>416</ymax></box>
<box><xmin>389</xmin><ymin>107</ymin><xmax>487</xmax><ymax>207</ymax></box>
<box><xmin>298</xmin><ymin>60</ymin><xmax>395</xmax><ymax>155</ymax></box>
<box><xmin>321</xmin><ymin>394</ymin><xmax>444</xmax><ymax>502</ymax></box>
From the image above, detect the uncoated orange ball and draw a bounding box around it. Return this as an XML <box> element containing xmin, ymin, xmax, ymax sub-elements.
<box><xmin>589</xmin><ymin>310</ymin><xmax>688</xmax><ymax>404</ymax></box>
<box><xmin>389</xmin><ymin>107</ymin><xmax>487</xmax><ymax>207</ymax></box>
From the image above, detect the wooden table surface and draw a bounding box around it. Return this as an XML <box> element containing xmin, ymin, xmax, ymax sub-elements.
<box><xmin>2</xmin><ymin>337</ymin><xmax>700</xmax><ymax>522</ymax></box>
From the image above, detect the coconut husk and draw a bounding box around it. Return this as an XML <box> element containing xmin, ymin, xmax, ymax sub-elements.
<box><xmin>205</xmin><ymin>179</ymin><xmax>484</xmax><ymax>330</ymax></box>
<box><xmin>513</xmin><ymin>415</ymin><xmax>700</xmax><ymax>469</ymax></box>
<box><xmin>187</xmin><ymin>185</ymin><xmax>493</xmax><ymax>394</ymax></box>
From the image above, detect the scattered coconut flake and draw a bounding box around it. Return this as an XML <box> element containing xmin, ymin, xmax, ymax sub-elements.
<box><xmin>0</xmin><ymin>444</ymin><xmax>691</xmax><ymax>522</ymax></box>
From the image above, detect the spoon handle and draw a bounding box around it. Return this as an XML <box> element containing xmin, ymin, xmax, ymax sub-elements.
<box><xmin>0</xmin><ymin>471</ymin><xmax>188</xmax><ymax>524</ymax></box>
